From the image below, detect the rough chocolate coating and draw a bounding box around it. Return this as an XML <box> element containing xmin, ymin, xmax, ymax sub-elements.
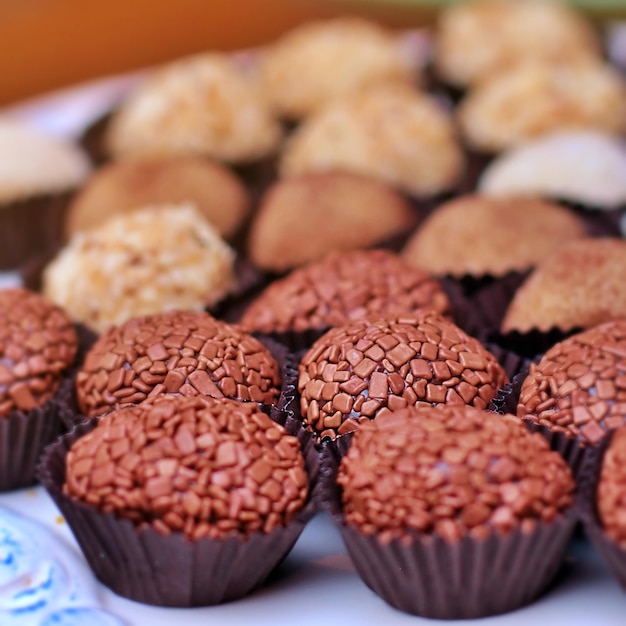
<box><xmin>241</xmin><ymin>250</ymin><xmax>450</xmax><ymax>334</ymax></box>
<box><xmin>0</xmin><ymin>288</ymin><xmax>77</xmax><ymax>415</ymax></box>
<box><xmin>338</xmin><ymin>404</ymin><xmax>575</xmax><ymax>543</ymax></box>
<box><xmin>64</xmin><ymin>395</ymin><xmax>308</xmax><ymax>540</ymax></box>
<box><xmin>76</xmin><ymin>311</ymin><xmax>280</xmax><ymax>418</ymax></box>
<box><xmin>298</xmin><ymin>311</ymin><xmax>507</xmax><ymax>440</ymax></box>
<box><xmin>518</xmin><ymin>321</ymin><xmax>626</xmax><ymax>446</ymax></box>
<box><xmin>598</xmin><ymin>427</ymin><xmax>626</xmax><ymax>547</ymax></box>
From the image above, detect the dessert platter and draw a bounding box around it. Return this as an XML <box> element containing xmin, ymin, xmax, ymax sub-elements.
<box><xmin>1</xmin><ymin>3</ymin><xmax>626</xmax><ymax>624</ymax></box>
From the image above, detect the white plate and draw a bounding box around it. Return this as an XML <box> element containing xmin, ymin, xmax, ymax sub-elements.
<box><xmin>1</xmin><ymin>75</ymin><xmax>625</xmax><ymax>626</ymax></box>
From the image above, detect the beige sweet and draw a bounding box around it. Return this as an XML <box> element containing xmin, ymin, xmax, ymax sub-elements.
<box><xmin>43</xmin><ymin>204</ymin><xmax>236</xmax><ymax>333</ymax></box>
<box><xmin>458</xmin><ymin>62</ymin><xmax>626</xmax><ymax>153</ymax></box>
<box><xmin>280</xmin><ymin>87</ymin><xmax>463</xmax><ymax>196</ymax></box>
<box><xmin>0</xmin><ymin>118</ymin><xmax>91</xmax><ymax>203</ymax></box>
<box><xmin>435</xmin><ymin>0</ymin><xmax>600</xmax><ymax>87</ymax></box>
<box><xmin>502</xmin><ymin>238</ymin><xmax>626</xmax><ymax>332</ymax></box>
<box><xmin>106</xmin><ymin>54</ymin><xmax>282</xmax><ymax>163</ymax></box>
<box><xmin>260</xmin><ymin>17</ymin><xmax>421</xmax><ymax>119</ymax></box>
<box><xmin>479</xmin><ymin>131</ymin><xmax>626</xmax><ymax>210</ymax></box>
<box><xmin>247</xmin><ymin>172</ymin><xmax>414</xmax><ymax>271</ymax></box>
<box><xmin>402</xmin><ymin>195</ymin><xmax>586</xmax><ymax>277</ymax></box>
<box><xmin>65</xmin><ymin>157</ymin><xmax>249</xmax><ymax>239</ymax></box>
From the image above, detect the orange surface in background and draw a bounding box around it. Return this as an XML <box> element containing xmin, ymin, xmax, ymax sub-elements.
<box><xmin>0</xmin><ymin>0</ymin><xmax>433</xmax><ymax>106</ymax></box>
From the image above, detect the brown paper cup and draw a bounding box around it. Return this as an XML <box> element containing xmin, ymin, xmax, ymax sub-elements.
<box><xmin>578</xmin><ymin>433</ymin><xmax>626</xmax><ymax>589</ymax></box>
<box><xmin>321</xmin><ymin>445</ymin><xmax>577</xmax><ymax>620</ymax></box>
<box><xmin>38</xmin><ymin>413</ymin><xmax>321</xmax><ymax>607</ymax></box>
<box><xmin>0</xmin><ymin>396</ymin><xmax>67</xmax><ymax>491</ymax></box>
<box><xmin>0</xmin><ymin>192</ymin><xmax>73</xmax><ymax>270</ymax></box>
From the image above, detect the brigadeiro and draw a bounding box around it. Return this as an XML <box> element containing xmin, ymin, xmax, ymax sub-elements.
<box><xmin>514</xmin><ymin>320</ymin><xmax>626</xmax><ymax>475</ymax></box>
<box><xmin>240</xmin><ymin>249</ymin><xmax>450</xmax><ymax>338</ymax></box>
<box><xmin>246</xmin><ymin>173</ymin><xmax>415</xmax><ymax>273</ymax></box>
<box><xmin>502</xmin><ymin>238</ymin><xmax>626</xmax><ymax>333</ymax></box>
<box><xmin>39</xmin><ymin>394</ymin><xmax>317</xmax><ymax>606</ymax></box>
<box><xmin>322</xmin><ymin>404</ymin><xmax>576</xmax><ymax>619</ymax></box>
<box><xmin>580</xmin><ymin>427</ymin><xmax>626</xmax><ymax>590</ymax></box>
<box><xmin>76</xmin><ymin>310</ymin><xmax>281</xmax><ymax>420</ymax></box>
<box><xmin>0</xmin><ymin>288</ymin><xmax>78</xmax><ymax>489</ymax></box>
<box><xmin>298</xmin><ymin>310</ymin><xmax>507</xmax><ymax>443</ymax></box>
<box><xmin>402</xmin><ymin>195</ymin><xmax>586</xmax><ymax>278</ymax></box>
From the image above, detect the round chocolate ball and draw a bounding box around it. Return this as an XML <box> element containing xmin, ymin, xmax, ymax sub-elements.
<box><xmin>241</xmin><ymin>249</ymin><xmax>450</xmax><ymax>334</ymax></box>
<box><xmin>0</xmin><ymin>288</ymin><xmax>77</xmax><ymax>415</ymax></box>
<box><xmin>298</xmin><ymin>311</ymin><xmax>507</xmax><ymax>440</ymax></box>
<box><xmin>598</xmin><ymin>427</ymin><xmax>626</xmax><ymax>547</ymax></box>
<box><xmin>518</xmin><ymin>320</ymin><xmax>626</xmax><ymax>446</ymax></box>
<box><xmin>64</xmin><ymin>395</ymin><xmax>309</xmax><ymax>539</ymax></box>
<box><xmin>338</xmin><ymin>404</ymin><xmax>575</xmax><ymax>542</ymax></box>
<box><xmin>76</xmin><ymin>310</ymin><xmax>281</xmax><ymax>418</ymax></box>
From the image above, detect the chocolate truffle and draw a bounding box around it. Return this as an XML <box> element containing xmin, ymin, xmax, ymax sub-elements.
<box><xmin>43</xmin><ymin>204</ymin><xmax>237</xmax><ymax>333</ymax></box>
<box><xmin>280</xmin><ymin>87</ymin><xmax>464</xmax><ymax>197</ymax></box>
<box><xmin>241</xmin><ymin>250</ymin><xmax>450</xmax><ymax>334</ymax></box>
<box><xmin>597</xmin><ymin>427</ymin><xmax>626</xmax><ymax>547</ymax></box>
<box><xmin>458</xmin><ymin>61</ymin><xmax>626</xmax><ymax>153</ymax></box>
<box><xmin>106</xmin><ymin>54</ymin><xmax>282</xmax><ymax>163</ymax></box>
<box><xmin>246</xmin><ymin>172</ymin><xmax>415</xmax><ymax>272</ymax></box>
<box><xmin>76</xmin><ymin>310</ymin><xmax>280</xmax><ymax>418</ymax></box>
<box><xmin>479</xmin><ymin>131</ymin><xmax>626</xmax><ymax>211</ymax></box>
<box><xmin>402</xmin><ymin>195</ymin><xmax>586</xmax><ymax>277</ymax></box>
<box><xmin>338</xmin><ymin>405</ymin><xmax>575</xmax><ymax>542</ymax></box>
<box><xmin>435</xmin><ymin>0</ymin><xmax>600</xmax><ymax>88</ymax></box>
<box><xmin>65</xmin><ymin>157</ymin><xmax>249</xmax><ymax>239</ymax></box>
<box><xmin>518</xmin><ymin>321</ymin><xmax>626</xmax><ymax>446</ymax></box>
<box><xmin>298</xmin><ymin>311</ymin><xmax>506</xmax><ymax>440</ymax></box>
<box><xmin>0</xmin><ymin>288</ymin><xmax>77</xmax><ymax>415</ymax></box>
<box><xmin>502</xmin><ymin>238</ymin><xmax>626</xmax><ymax>332</ymax></box>
<box><xmin>64</xmin><ymin>394</ymin><xmax>308</xmax><ymax>540</ymax></box>
<box><xmin>260</xmin><ymin>17</ymin><xmax>421</xmax><ymax>119</ymax></box>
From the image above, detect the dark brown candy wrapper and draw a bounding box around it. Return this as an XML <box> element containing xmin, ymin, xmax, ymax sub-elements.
<box><xmin>578</xmin><ymin>433</ymin><xmax>626</xmax><ymax>590</ymax></box>
<box><xmin>0</xmin><ymin>192</ymin><xmax>72</xmax><ymax>270</ymax></box>
<box><xmin>320</xmin><ymin>445</ymin><xmax>576</xmax><ymax>620</ymax></box>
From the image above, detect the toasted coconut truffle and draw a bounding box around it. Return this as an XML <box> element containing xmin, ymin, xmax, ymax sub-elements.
<box><xmin>517</xmin><ymin>321</ymin><xmax>626</xmax><ymax>446</ymax></box>
<box><xmin>260</xmin><ymin>17</ymin><xmax>421</xmax><ymax>119</ymax></box>
<box><xmin>247</xmin><ymin>172</ymin><xmax>414</xmax><ymax>271</ymax></box>
<box><xmin>76</xmin><ymin>310</ymin><xmax>280</xmax><ymax>417</ymax></box>
<box><xmin>339</xmin><ymin>405</ymin><xmax>574</xmax><ymax>541</ymax></box>
<box><xmin>240</xmin><ymin>249</ymin><xmax>450</xmax><ymax>334</ymax></box>
<box><xmin>64</xmin><ymin>395</ymin><xmax>307</xmax><ymax>539</ymax></box>
<box><xmin>402</xmin><ymin>195</ymin><xmax>586</xmax><ymax>277</ymax></box>
<box><xmin>479</xmin><ymin>131</ymin><xmax>626</xmax><ymax>210</ymax></box>
<box><xmin>502</xmin><ymin>238</ymin><xmax>626</xmax><ymax>332</ymax></box>
<box><xmin>65</xmin><ymin>157</ymin><xmax>249</xmax><ymax>239</ymax></box>
<box><xmin>106</xmin><ymin>54</ymin><xmax>282</xmax><ymax>163</ymax></box>
<box><xmin>0</xmin><ymin>118</ymin><xmax>91</xmax><ymax>203</ymax></box>
<box><xmin>458</xmin><ymin>62</ymin><xmax>626</xmax><ymax>153</ymax></box>
<box><xmin>298</xmin><ymin>311</ymin><xmax>507</xmax><ymax>440</ymax></box>
<box><xmin>43</xmin><ymin>204</ymin><xmax>236</xmax><ymax>333</ymax></box>
<box><xmin>280</xmin><ymin>87</ymin><xmax>464</xmax><ymax>197</ymax></box>
<box><xmin>435</xmin><ymin>0</ymin><xmax>600</xmax><ymax>88</ymax></box>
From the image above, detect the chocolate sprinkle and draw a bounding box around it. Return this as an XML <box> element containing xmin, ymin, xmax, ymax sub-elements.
<box><xmin>76</xmin><ymin>310</ymin><xmax>281</xmax><ymax>417</ymax></box>
<box><xmin>298</xmin><ymin>311</ymin><xmax>507</xmax><ymax>440</ymax></box>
